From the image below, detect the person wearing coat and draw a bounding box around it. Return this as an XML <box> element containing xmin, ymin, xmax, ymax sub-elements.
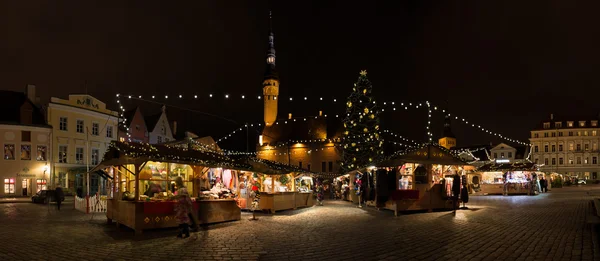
<box><xmin>55</xmin><ymin>185</ymin><xmax>64</xmax><ymax>210</ymax></box>
<box><xmin>452</xmin><ymin>173</ymin><xmax>461</xmax><ymax>213</ymax></box>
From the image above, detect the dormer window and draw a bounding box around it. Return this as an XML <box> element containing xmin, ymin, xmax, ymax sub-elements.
<box><xmin>592</xmin><ymin>121</ymin><xmax>598</xmax><ymax>127</ymax></box>
<box><xmin>543</xmin><ymin>122</ymin><xmax>550</xmax><ymax>129</ymax></box>
<box><xmin>555</xmin><ymin>122</ymin><xmax>562</xmax><ymax>128</ymax></box>
<box><xmin>568</xmin><ymin>121</ymin><xmax>574</xmax><ymax>127</ymax></box>
<box><xmin>267</xmin><ymin>56</ymin><xmax>275</xmax><ymax>64</ymax></box>
<box><xmin>579</xmin><ymin>121</ymin><xmax>586</xmax><ymax>127</ymax></box>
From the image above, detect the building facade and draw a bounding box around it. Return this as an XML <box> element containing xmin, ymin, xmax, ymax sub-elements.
<box><xmin>47</xmin><ymin>95</ymin><xmax>119</xmax><ymax>195</ymax></box>
<box><xmin>145</xmin><ymin>105</ymin><xmax>174</xmax><ymax>144</ymax></box>
<box><xmin>118</xmin><ymin>107</ymin><xmax>149</xmax><ymax>143</ymax></box>
<box><xmin>0</xmin><ymin>86</ymin><xmax>52</xmax><ymax>197</ymax></box>
<box><xmin>530</xmin><ymin>114</ymin><xmax>600</xmax><ymax>180</ymax></box>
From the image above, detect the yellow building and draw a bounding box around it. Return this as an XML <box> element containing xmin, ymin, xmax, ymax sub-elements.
<box><xmin>47</xmin><ymin>94</ymin><xmax>119</xmax><ymax>195</ymax></box>
<box><xmin>0</xmin><ymin>86</ymin><xmax>52</xmax><ymax>197</ymax></box>
<box><xmin>439</xmin><ymin>114</ymin><xmax>457</xmax><ymax>150</ymax></box>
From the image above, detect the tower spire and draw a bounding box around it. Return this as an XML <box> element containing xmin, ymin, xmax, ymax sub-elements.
<box><xmin>266</xmin><ymin>10</ymin><xmax>276</xmax><ymax>66</ymax></box>
<box><xmin>262</xmin><ymin>11</ymin><xmax>279</xmax><ymax>127</ymax></box>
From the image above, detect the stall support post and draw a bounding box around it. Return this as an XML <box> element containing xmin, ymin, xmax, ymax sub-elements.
<box><xmin>271</xmin><ymin>175</ymin><xmax>275</xmax><ymax>193</ymax></box>
<box><xmin>134</xmin><ymin>163</ymin><xmax>140</xmax><ymax>201</ymax></box>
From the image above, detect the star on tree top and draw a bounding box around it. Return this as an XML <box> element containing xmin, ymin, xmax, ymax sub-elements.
<box><xmin>360</xmin><ymin>70</ymin><xmax>367</xmax><ymax>76</ymax></box>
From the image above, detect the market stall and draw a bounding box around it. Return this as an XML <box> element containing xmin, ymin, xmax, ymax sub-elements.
<box><xmin>473</xmin><ymin>162</ymin><xmax>541</xmax><ymax>195</ymax></box>
<box><xmin>376</xmin><ymin>144</ymin><xmax>471</xmax><ymax>215</ymax></box>
<box><xmin>97</xmin><ymin>141</ymin><xmax>247</xmax><ymax>234</ymax></box>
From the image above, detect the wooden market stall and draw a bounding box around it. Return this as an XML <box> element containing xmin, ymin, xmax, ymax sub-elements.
<box><xmin>473</xmin><ymin>162</ymin><xmax>541</xmax><ymax>195</ymax></box>
<box><xmin>96</xmin><ymin>141</ymin><xmax>248</xmax><ymax>234</ymax></box>
<box><xmin>237</xmin><ymin>158</ymin><xmax>315</xmax><ymax>213</ymax></box>
<box><xmin>376</xmin><ymin>144</ymin><xmax>472</xmax><ymax>216</ymax></box>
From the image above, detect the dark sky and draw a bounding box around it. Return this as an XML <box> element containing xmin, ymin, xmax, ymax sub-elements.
<box><xmin>2</xmin><ymin>0</ymin><xmax>600</xmax><ymax>151</ymax></box>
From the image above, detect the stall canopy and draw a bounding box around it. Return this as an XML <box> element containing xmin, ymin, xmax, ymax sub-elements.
<box><xmin>377</xmin><ymin>143</ymin><xmax>469</xmax><ymax>167</ymax></box>
<box><xmin>96</xmin><ymin>141</ymin><xmax>252</xmax><ymax>172</ymax></box>
<box><xmin>477</xmin><ymin>162</ymin><xmax>537</xmax><ymax>172</ymax></box>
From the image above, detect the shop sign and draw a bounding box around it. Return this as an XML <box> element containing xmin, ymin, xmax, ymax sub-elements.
<box><xmin>17</xmin><ymin>174</ymin><xmax>37</xmax><ymax>178</ymax></box>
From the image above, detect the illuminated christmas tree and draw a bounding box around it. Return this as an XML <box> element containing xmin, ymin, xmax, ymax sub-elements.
<box><xmin>340</xmin><ymin>70</ymin><xmax>383</xmax><ymax>172</ymax></box>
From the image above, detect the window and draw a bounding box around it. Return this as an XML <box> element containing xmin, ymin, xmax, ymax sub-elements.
<box><xmin>559</xmin><ymin>144</ymin><xmax>563</xmax><ymax>151</ymax></box>
<box><xmin>551</xmin><ymin>158</ymin><xmax>556</xmax><ymax>165</ymax></box>
<box><xmin>298</xmin><ymin>162</ymin><xmax>303</xmax><ymax>169</ymax></box>
<box><xmin>577</xmin><ymin>157</ymin><xmax>582</xmax><ymax>164</ymax></box>
<box><xmin>595</xmin><ymin>143</ymin><xmax>599</xmax><ymax>151</ymax></box>
<box><xmin>21</xmin><ymin>131</ymin><xmax>31</xmax><ymax>142</ymax></box>
<box><xmin>559</xmin><ymin>158</ymin><xmax>564</xmax><ymax>165</ymax></box>
<box><xmin>106</xmin><ymin>126</ymin><xmax>113</xmax><ymax>138</ymax></box>
<box><xmin>577</xmin><ymin>131</ymin><xmax>582</xmax><ymax>136</ymax></box>
<box><xmin>307</xmin><ymin>164</ymin><xmax>311</xmax><ymax>171</ymax></box>
<box><xmin>508</xmin><ymin>152</ymin><xmax>513</xmax><ymax>158</ymax></box>
<box><xmin>36</xmin><ymin>179</ymin><xmax>47</xmax><ymax>192</ymax></box>
<box><xmin>494</xmin><ymin>153</ymin><xmax>498</xmax><ymax>158</ymax></box>
<box><xmin>592</xmin><ymin>121</ymin><xmax>598</xmax><ymax>127</ymax></box>
<box><xmin>580</xmin><ymin>121</ymin><xmax>586</xmax><ymax>127</ymax></box>
<box><xmin>568</xmin><ymin>121</ymin><xmax>574</xmax><ymax>127</ymax></box>
<box><xmin>534</xmin><ymin>158</ymin><xmax>539</xmax><ymax>164</ymax></box>
<box><xmin>568</xmin><ymin>131</ymin><xmax>573</xmax><ymax>136</ymax></box>
<box><xmin>544</xmin><ymin>158</ymin><xmax>548</xmax><ymax>165</ymax></box>
<box><xmin>594</xmin><ymin>157</ymin><xmax>598</xmax><ymax>164</ymax></box>
<box><xmin>593</xmin><ymin>131</ymin><xmax>598</xmax><ymax>136</ymax></box>
<box><xmin>58</xmin><ymin>173</ymin><xmax>67</xmax><ymax>188</ymax></box>
<box><xmin>543</xmin><ymin>132</ymin><xmax>548</xmax><ymax>137</ymax></box>
<box><xmin>59</xmin><ymin>117</ymin><xmax>68</xmax><ymax>131</ymax></box>
<box><xmin>20</xmin><ymin>145</ymin><xmax>31</xmax><ymax>160</ymax></box>
<box><xmin>92</xmin><ymin>122</ymin><xmax>99</xmax><ymax>136</ymax></box>
<box><xmin>551</xmin><ymin>132</ymin><xmax>556</xmax><ymax>137</ymax></box>
<box><xmin>543</xmin><ymin>122</ymin><xmax>550</xmax><ymax>129</ymax></box>
<box><xmin>585</xmin><ymin>131</ymin><xmax>589</xmax><ymax>136</ymax></box>
<box><xmin>501</xmin><ymin>152</ymin><xmax>505</xmax><ymax>158</ymax></box>
<box><xmin>91</xmin><ymin>149</ymin><xmax>99</xmax><ymax>165</ymax></box>
<box><xmin>329</xmin><ymin>162</ymin><xmax>333</xmax><ymax>172</ymax></box>
<box><xmin>534</xmin><ymin>146</ymin><xmax>538</xmax><ymax>153</ymax></box>
<box><xmin>4</xmin><ymin>144</ymin><xmax>15</xmax><ymax>160</ymax></box>
<box><xmin>585</xmin><ymin>157</ymin><xmax>589</xmax><ymax>164</ymax></box>
<box><xmin>569</xmin><ymin>143</ymin><xmax>574</xmax><ymax>151</ymax></box>
<box><xmin>585</xmin><ymin>144</ymin><xmax>590</xmax><ymax>151</ymax></box>
<box><xmin>76</xmin><ymin>148</ymin><xmax>84</xmax><ymax>164</ymax></box>
<box><xmin>135</xmin><ymin>124</ymin><xmax>140</xmax><ymax>131</ymax></box>
<box><xmin>4</xmin><ymin>178</ymin><xmax>15</xmax><ymax>194</ymax></box>
<box><xmin>555</xmin><ymin>122</ymin><xmax>562</xmax><ymax>128</ymax></box>
<box><xmin>58</xmin><ymin>145</ymin><xmax>68</xmax><ymax>163</ymax></box>
<box><xmin>569</xmin><ymin>159</ymin><xmax>574</xmax><ymax>164</ymax></box>
<box><xmin>157</xmin><ymin>136</ymin><xmax>163</xmax><ymax>143</ymax></box>
<box><xmin>76</xmin><ymin>120</ymin><xmax>84</xmax><ymax>133</ymax></box>
<box><xmin>551</xmin><ymin>145</ymin><xmax>556</xmax><ymax>152</ymax></box>
<box><xmin>36</xmin><ymin>146</ymin><xmax>46</xmax><ymax>161</ymax></box>
<box><xmin>533</xmin><ymin>133</ymin><xmax>539</xmax><ymax>138</ymax></box>
<box><xmin>576</xmin><ymin>144</ymin><xmax>581</xmax><ymax>151</ymax></box>
<box><xmin>322</xmin><ymin>162</ymin><xmax>326</xmax><ymax>172</ymax></box>
<box><xmin>558</xmin><ymin>132</ymin><xmax>563</xmax><ymax>137</ymax></box>
<box><xmin>594</xmin><ymin>172</ymin><xmax>598</xmax><ymax>180</ymax></box>
<box><xmin>544</xmin><ymin>145</ymin><xmax>548</xmax><ymax>152</ymax></box>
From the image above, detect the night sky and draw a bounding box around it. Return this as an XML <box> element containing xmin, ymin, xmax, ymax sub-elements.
<box><xmin>2</xmin><ymin>1</ymin><xmax>600</xmax><ymax>151</ymax></box>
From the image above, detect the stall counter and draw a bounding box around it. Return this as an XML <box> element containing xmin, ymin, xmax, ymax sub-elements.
<box><xmin>107</xmin><ymin>198</ymin><xmax>241</xmax><ymax>234</ymax></box>
<box><xmin>259</xmin><ymin>191</ymin><xmax>314</xmax><ymax>213</ymax></box>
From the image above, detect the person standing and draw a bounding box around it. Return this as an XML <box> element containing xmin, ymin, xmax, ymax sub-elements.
<box><xmin>452</xmin><ymin>173</ymin><xmax>461</xmax><ymax>213</ymax></box>
<box><xmin>55</xmin><ymin>185</ymin><xmax>64</xmax><ymax>211</ymax></box>
<box><xmin>172</xmin><ymin>177</ymin><xmax>193</xmax><ymax>238</ymax></box>
<box><xmin>540</xmin><ymin>178</ymin><xmax>546</xmax><ymax>193</ymax></box>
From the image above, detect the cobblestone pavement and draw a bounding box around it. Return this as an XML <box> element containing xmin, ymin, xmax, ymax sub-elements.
<box><xmin>0</xmin><ymin>186</ymin><xmax>599</xmax><ymax>261</ymax></box>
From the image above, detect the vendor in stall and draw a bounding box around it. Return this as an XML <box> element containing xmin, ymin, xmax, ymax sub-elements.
<box><xmin>144</xmin><ymin>182</ymin><xmax>163</xmax><ymax>197</ymax></box>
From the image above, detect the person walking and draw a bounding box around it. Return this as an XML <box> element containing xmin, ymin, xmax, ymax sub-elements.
<box><xmin>55</xmin><ymin>184</ymin><xmax>64</xmax><ymax>211</ymax></box>
<box><xmin>172</xmin><ymin>177</ymin><xmax>193</xmax><ymax>238</ymax></box>
<box><xmin>540</xmin><ymin>178</ymin><xmax>547</xmax><ymax>193</ymax></box>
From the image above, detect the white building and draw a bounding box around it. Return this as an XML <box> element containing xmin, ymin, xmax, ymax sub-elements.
<box><xmin>530</xmin><ymin>114</ymin><xmax>600</xmax><ymax>180</ymax></box>
<box><xmin>47</xmin><ymin>94</ymin><xmax>119</xmax><ymax>195</ymax></box>
<box><xmin>144</xmin><ymin>105</ymin><xmax>174</xmax><ymax>144</ymax></box>
<box><xmin>0</xmin><ymin>85</ymin><xmax>52</xmax><ymax>197</ymax></box>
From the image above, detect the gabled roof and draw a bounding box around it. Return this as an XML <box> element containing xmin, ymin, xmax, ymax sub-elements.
<box><xmin>452</xmin><ymin>145</ymin><xmax>491</xmax><ymax>162</ymax></box>
<box><xmin>144</xmin><ymin>112</ymin><xmax>162</xmax><ymax>133</ymax></box>
<box><xmin>0</xmin><ymin>90</ymin><xmax>49</xmax><ymax>127</ymax></box>
<box><xmin>378</xmin><ymin>143</ymin><xmax>470</xmax><ymax>167</ymax></box>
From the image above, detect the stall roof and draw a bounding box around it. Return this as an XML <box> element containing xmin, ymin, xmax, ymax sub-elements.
<box><xmin>101</xmin><ymin>141</ymin><xmax>251</xmax><ymax>170</ymax></box>
<box><xmin>477</xmin><ymin>162</ymin><xmax>537</xmax><ymax>172</ymax></box>
<box><xmin>377</xmin><ymin>143</ymin><xmax>470</xmax><ymax>167</ymax></box>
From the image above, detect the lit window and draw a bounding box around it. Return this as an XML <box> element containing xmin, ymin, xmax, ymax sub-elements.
<box><xmin>568</xmin><ymin>121</ymin><xmax>574</xmax><ymax>127</ymax></box>
<box><xmin>37</xmin><ymin>146</ymin><xmax>46</xmax><ymax>161</ymax></box>
<box><xmin>36</xmin><ymin>179</ymin><xmax>47</xmax><ymax>192</ymax></box>
<box><xmin>593</xmin><ymin>131</ymin><xmax>598</xmax><ymax>136</ymax></box>
<box><xmin>580</xmin><ymin>121</ymin><xmax>586</xmax><ymax>127</ymax></box>
<box><xmin>592</xmin><ymin>121</ymin><xmax>598</xmax><ymax>127</ymax></box>
<box><xmin>4</xmin><ymin>144</ymin><xmax>15</xmax><ymax>160</ymax></box>
<box><xmin>20</xmin><ymin>145</ymin><xmax>31</xmax><ymax>160</ymax></box>
<box><xmin>59</xmin><ymin>117</ymin><xmax>68</xmax><ymax>131</ymax></box>
<box><xmin>4</xmin><ymin>178</ymin><xmax>15</xmax><ymax>194</ymax></box>
<box><xmin>58</xmin><ymin>145</ymin><xmax>68</xmax><ymax>163</ymax></box>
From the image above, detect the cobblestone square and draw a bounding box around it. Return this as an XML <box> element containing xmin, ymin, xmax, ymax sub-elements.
<box><xmin>0</xmin><ymin>186</ymin><xmax>598</xmax><ymax>261</ymax></box>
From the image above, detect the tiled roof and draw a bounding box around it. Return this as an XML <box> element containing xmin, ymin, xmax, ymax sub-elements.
<box><xmin>0</xmin><ymin>90</ymin><xmax>48</xmax><ymax>127</ymax></box>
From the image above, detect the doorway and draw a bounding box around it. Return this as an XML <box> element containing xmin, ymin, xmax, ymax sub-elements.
<box><xmin>22</xmin><ymin>179</ymin><xmax>29</xmax><ymax>196</ymax></box>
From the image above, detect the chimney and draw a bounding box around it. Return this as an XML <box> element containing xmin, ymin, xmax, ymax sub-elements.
<box><xmin>25</xmin><ymin>84</ymin><xmax>36</xmax><ymax>104</ymax></box>
<box><xmin>172</xmin><ymin>121</ymin><xmax>177</xmax><ymax>136</ymax></box>
<box><xmin>550</xmin><ymin>113</ymin><xmax>554</xmax><ymax>120</ymax></box>
<box><xmin>288</xmin><ymin>113</ymin><xmax>292</xmax><ymax>120</ymax></box>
